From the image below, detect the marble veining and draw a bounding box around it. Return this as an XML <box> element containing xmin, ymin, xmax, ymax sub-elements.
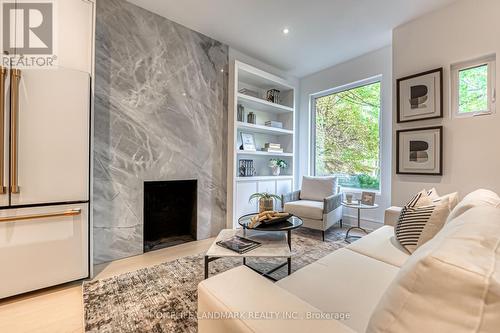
<box><xmin>93</xmin><ymin>0</ymin><xmax>228</xmax><ymax>264</ymax></box>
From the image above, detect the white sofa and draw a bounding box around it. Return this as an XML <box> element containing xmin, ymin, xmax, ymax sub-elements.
<box><xmin>198</xmin><ymin>189</ymin><xmax>500</xmax><ymax>333</ymax></box>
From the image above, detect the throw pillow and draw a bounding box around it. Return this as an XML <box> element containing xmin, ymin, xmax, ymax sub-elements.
<box><xmin>427</xmin><ymin>187</ymin><xmax>440</xmax><ymax>200</ymax></box>
<box><xmin>446</xmin><ymin>189</ymin><xmax>500</xmax><ymax>224</ymax></box>
<box><xmin>368</xmin><ymin>207</ymin><xmax>500</xmax><ymax>333</ymax></box>
<box><xmin>300</xmin><ymin>176</ymin><xmax>337</xmax><ymax>201</ymax></box>
<box><xmin>395</xmin><ymin>191</ymin><xmax>451</xmax><ymax>253</ymax></box>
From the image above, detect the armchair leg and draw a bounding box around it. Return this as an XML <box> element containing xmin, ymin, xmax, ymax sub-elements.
<box><xmin>340</xmin><ymin>219</ymin><xmax>343</xmax><ymax>228</ymax></box>
<box><xmin>322</xmin><ymin>230</ymin><xmax>325</xmax><ymax>242</ymax></box>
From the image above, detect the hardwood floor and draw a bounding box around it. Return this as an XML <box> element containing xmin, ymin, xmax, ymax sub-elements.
<box><xmin>0</xmin><ymin>238</ymin><xmax>214</xmax><ymax>333</ymax></box>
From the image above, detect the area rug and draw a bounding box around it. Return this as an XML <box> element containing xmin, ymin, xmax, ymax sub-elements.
<box><xmin>84</xmin><ymin>228</ymin><xmax>349</xmax><ymax>333</ymax></box>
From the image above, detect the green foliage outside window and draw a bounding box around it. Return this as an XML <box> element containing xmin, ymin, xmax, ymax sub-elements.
<box><xmin>459</xmin><ymin>65</ymin><xmax>488</xmax><ymax>113</ymax></box>
<box><xmin>315</xmin><ymin>82</ymin><xmax>381</xmax><ymax>190</ymax></box>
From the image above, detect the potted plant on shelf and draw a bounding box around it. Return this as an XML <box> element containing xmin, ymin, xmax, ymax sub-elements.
<box><xmin>268</xmin><ymin>159</ymin><xmax>288</xmax><ymax>176</ymax></box>
<box><xmin>249</xmin><ymin>192</ymin><xmax>282</xmax><ymax>213</ymax></box>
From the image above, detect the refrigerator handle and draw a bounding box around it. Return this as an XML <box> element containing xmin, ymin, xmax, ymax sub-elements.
<box><xmin>0</xmin><ymin>67</ymin><xmax>6</xmax><ymax>194</ymax></box>
<box><xmin>10</xmin><ymin>68</ymin><xmax>21</xmax><ymax>194</ymax></box>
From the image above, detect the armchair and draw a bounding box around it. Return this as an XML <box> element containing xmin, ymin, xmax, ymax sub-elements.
<box><xmin>282</xmin><ymin>176</ymin><xmax>343</xmax><ymax>241</ymax></box>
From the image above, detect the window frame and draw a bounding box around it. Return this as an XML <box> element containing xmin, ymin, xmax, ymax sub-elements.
<box><xmin>451</xmin><ymin>55</ymin><xmax>496</xmax><ymax>118</ymax></box>
<box><xmin>310</xmin><ymin>75</ymin><xmax>383</xmax><ymax>192</ymax></box>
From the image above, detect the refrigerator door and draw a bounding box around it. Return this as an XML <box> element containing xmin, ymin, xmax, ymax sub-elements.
<box><xmin>0</xmin><ymin>203</ymin><xmax>89</xmax><ymax>299</ymax></box>
<box><xmin>10</xmin><ymin>68</ymin><xmax>90</xmax><ymax>206</ymax></box>
<box><xmin>0</xmin><ymin>67</ymin><xmax>8</xmax><ymax>207</ymax></box>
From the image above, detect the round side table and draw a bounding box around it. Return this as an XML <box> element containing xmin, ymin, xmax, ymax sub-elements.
<box><xmin>341</xmin><ymin>202</ymin><xmax>379</xmax><ymax>243</ymax></box>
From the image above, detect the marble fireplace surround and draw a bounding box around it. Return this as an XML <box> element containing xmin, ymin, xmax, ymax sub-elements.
<box><xmin>93</xmin><ymin>0</ymin><xmax>228</xmax><ymax>264</ymax></box>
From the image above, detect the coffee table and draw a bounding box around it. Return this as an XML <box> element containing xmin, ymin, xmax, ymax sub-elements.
<box><xmin>204</xmin><ymin>214</ymin><xmax>303</xmax><ymax>281</ymax></box>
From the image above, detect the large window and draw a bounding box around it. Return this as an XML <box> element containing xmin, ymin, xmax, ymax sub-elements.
<box><xmin>313</xmin><ymin>79</ymin><xmax>381</xmax><ymax>190</ymax></box>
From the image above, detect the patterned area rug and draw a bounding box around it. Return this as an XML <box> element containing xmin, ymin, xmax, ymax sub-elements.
<box><xmin>84</xmin><ymin>228</ymin><xmax>349</xmax><ymax>333</ymax></box>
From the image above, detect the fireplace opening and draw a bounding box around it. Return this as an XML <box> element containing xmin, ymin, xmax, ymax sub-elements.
<box><xmin>144</xmin><ymin>180</ymin><xmax>197</xmax><ymax>252</ymax></box>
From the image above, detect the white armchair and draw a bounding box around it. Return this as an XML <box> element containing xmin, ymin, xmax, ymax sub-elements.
<box><xmin>282</xmin><ymin>176</ymin><xmax>343</xmax><ymax>241</ymax></box>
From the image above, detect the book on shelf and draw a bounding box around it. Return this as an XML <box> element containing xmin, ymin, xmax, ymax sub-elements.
<box><xmin>265</xmin><ymin>121</ymin><xmax>283</xmax><ymax>129</ymax></box>
<box><xmin>261</xmin><ymin>148</ymin><xmax>284</xmax><ymax>153</ymax></box>
<box><xmin>216</xmin><ymin>236</ymin><xmax>261</xmax><ymax>254</ymax></box>
<box><xmin>264</xmin><ymin>143</ymin><xmax>281</xmax><ymax>149</ymax></box>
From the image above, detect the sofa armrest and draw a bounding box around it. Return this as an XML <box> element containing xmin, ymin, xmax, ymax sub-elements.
<box><xmin>384</xmin><ymin>206</ymin><xmax>402</xmax><ymax>227</ymax></box>
<box><xmin>324</xmin><ymin>193</ymin><xmax>343</xmax><ymax>214</ymax></box>
<box><xmin>198</xmin><ymin>266</ymin><xmax>356</xmax><ymax>333</ymax></box>
<box><xmin>282</xmin><ymin>190</ymin><xmax>301</xmax><ymax>207</ymax></box>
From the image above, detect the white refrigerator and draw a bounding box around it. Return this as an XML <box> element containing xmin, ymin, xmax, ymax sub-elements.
<box><xmin>0</xmin><ymin>66</ymin><xmax>90</xmax><ymax>299</ymax></box>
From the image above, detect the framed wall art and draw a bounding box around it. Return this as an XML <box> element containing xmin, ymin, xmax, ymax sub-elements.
<box><xmin>397</xmin><ymin>68</ymin><xmax>443</xmax><ymax>123</ymax></box>
<box><xmin>397</xmin><ymin>126</ymin><xmax>443</xmax><ymax>176</ymax></box>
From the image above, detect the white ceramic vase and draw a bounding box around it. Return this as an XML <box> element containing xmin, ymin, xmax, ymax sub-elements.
<box><xmin>272</xmin><ymin>166</ymin><xmax>281</xmax><ymax>176</ymax></box>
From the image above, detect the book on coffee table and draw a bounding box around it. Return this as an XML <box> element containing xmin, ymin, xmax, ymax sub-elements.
<box><xmin>216</xmin><ymin>236</ymin><xmax>261</xmax><ymax>254</ymax></box>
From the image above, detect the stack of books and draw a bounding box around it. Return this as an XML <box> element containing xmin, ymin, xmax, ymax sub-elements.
<box><xmin>261</xmin><ymin>143</ymin><xmax>283</xmax><ymax>153</ymax></box>
<box><xmin>265</xmin><ymin>120</ymin><xmax>283</xmax><ymax>129</ymax></box>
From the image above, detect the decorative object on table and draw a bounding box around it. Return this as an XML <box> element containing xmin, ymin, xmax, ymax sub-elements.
<box><xmin>265</xmin><ymin>120</ymin><xmax>283</xmax><ymax>129</ymax></box>
<box><xmin>397</xmin><ymin>68</ymin><xmax>443</xmax><ymax>123</ymax></box>
<box><xmin>397</xmin><ymin>126</ymin><xmax>443</xmax><ymax>175</ymax></box>
<box><xmin>262</xmin><ymin>143</ymin><xmax>284</xmax><ymax>153</ymax></box>
<box><xmin>268</xmin><ymin>159</ymin><xmax>288</xmax><ymax>176</ymax></box>
<box><xmin>240</xmin><ymin>132</ymin><xmax>256</xmax><ymax>151</ymax></box>
<box><xmin>237</xmin><ymin>104</ymin><xmax>245</xmax><ymax>122</ymax></box>
<box><xmin>216</xmin><ymin>235</ymin><xmax>261</xmax><ymax>254</ymax></box>
<box><xmin>247</xmin><ymin>111</ymin><xmax>256</xmax><ymax>124</ymax></box>
<box><xmin>361</xmin><ymin>191</ymin><xmax>376</xmax><ymax>206</ymax></box>
<box><xmin>239</xmin><ymin>88</ymin><xmax>259</xmax><ymax>98</ymax></box>
<box><xmin>249</xmin><ymin>192</ymin><xmax>282</xmax><ymax>213</ymax></box>
<box><xmin>248</xmin><ymin>211</ymin><xmax>293</xmax><ymax>229</ymax></box>
<box><xmin>266</xmin><ymin>89</ymin><xmax>281</xmax><ymax>104</ymax></box>
<box><xmin>345</xmin><ymin>193</ymin><xmax>354</xmax><ymax>204</ymax></box>
<box><xmin>239</xmin><ymin>159</ymin><xmax>255</xmax><ymax>177</ymax></box>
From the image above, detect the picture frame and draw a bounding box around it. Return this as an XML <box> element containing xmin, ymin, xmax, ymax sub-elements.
<box><xmin>361</xmin><ymin>192</ymin><xmax>376</xmax><ymax>206</ymax></box>
<box><xmin>397</xmin><ymin>68</ymin><xmax>443</xmax><ymax>123</ymax></box>
<box><xmin>240</xmin><ymin>132</ymin><xmax>256</xmax><ymax>151</ymax></box>
<box><xmin>397</xmin><ymin>126</ymin><xmax>443</xmax><ymax>176</ymax></box>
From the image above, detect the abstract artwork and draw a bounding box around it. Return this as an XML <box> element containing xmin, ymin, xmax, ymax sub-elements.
<box><xmin>397</xmin><ymin>68</ymin><xmax>443</xmax><ymax>123</ymax></box>
<box><xmin>397</xmin><ymin>126</ymin><xmax>443</xmax><ymax>175</ymax></box>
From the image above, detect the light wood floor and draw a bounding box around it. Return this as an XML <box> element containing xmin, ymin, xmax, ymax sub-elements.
<box><xmin>0</xmin><ymin>238</ymin><xmax>215</xmax><ymax>333</ymax></box>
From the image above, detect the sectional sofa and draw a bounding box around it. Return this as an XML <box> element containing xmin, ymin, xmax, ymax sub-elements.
<box><xmin>197</xmin><ymin>189</ymin><xmax>500</xmax><ymax>332</ymax></box>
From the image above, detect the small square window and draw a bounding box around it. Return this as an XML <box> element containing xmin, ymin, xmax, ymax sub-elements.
<box><xmin>451</xmin><ymin>55</ymin><xmax>496</xmax><ymax>117</ymax></box>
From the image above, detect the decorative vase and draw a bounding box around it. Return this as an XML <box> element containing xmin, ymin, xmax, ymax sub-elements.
<box><xmin>247</xmin><ymin>112</ymin><xmax>256</xmax><ymax>124</ymax></box>
<box><xmin>259</xmin><ymin>198</ymin><xmax>274</xmax><ymax>213</ymax></box>
<box><xmin>237</xmin><ymin>104</ymin><xmax>244</xmax><ymax>122</ymax></box>
<box><xmin>272</xmin><ymin>166</ymin><xmax>281</xmax><ymax>176</ymax></box>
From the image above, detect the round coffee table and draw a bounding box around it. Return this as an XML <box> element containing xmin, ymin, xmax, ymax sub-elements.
<box><xmin>341</xmin><ymin>202</ymin><xmax>379</xmax><ymax>243</ymax></box>
<box><xmin>237</xmin><ymin>213</ymin><xmax>303</xmax><ymax>278</ymax></box>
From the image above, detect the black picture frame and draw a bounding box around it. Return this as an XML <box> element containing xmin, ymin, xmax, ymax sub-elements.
<box><xmin>396</xmin><ymin>126</ymin><xmax>443</xmax><ymax>176</ymax></box>
<box><xmin>397</xmin><ymin>68</ymin><xmax>443</xmax><ymax>123</ymax></box>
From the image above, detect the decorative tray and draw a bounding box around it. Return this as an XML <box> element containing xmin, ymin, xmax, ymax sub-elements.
<box><xmin>248</xmin><ymin>211</ymin><xmax>293</xmax><ymax>229</ymax></box>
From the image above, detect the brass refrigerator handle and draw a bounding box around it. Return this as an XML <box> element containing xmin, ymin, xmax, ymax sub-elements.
<box><xmin>10</xmin><ymin>68</ymin><xmax>21</xmax><ymax>194</ymax></box>
<box><xmin>0</xmin><ymin>209</ymin><xmax>82</xmax><ymax>223</ymax></box>
<box><xmin>0</xmin><ymin>67</ymin><xmax>6</xmax><ymax>194</ymax></box>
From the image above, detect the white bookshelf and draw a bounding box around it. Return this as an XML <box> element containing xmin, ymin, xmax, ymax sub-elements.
<box><xmin>227</xmin><ymin>61</ymin><xmax>296</xmax><ymax>228</ymax></box>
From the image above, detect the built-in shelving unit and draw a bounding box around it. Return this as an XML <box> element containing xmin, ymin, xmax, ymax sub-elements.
<box><xmin>227</xmin><ymin>61</ymin><xmax>296</xmax><ymax>228</ymax></box>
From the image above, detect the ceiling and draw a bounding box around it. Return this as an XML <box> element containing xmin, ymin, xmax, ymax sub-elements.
<box><xmin>128</xmin><ymin>0</ymin><xmax>457</xmax><ymax>78</ymax></box>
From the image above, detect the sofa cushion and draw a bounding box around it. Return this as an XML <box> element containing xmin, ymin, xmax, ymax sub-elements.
<box><xmin>277</xmin><ymin>248</ymin><xmax>399</xmax><ymax>333</ymax></box>
<box><xmin>300</xmin><ymin>176</ymin><xmax>337</xmax><ymax>201</ymax></box>
<box><xmin>347</xmin><ymin>226</ymin><xmax>409</xmax><ymax>267</ymax></box>
<box><xmin>284</xmin><ymin>200</ymin><xmax>323</xmax><ymax>220</ymax></box>
<box><xmin>198</xmin><ymin>266</ymin><xmax>355</xmax><ymax>333</ymax></box>
<box><xmin>446</xmin><ymin>189</ymin><xmax>500</xmax><ymax>223</ymax></box>
<box><xmin>367</xmin><ymin>206</ymin><xmax>500</xmax><ymax>333</ymax></box>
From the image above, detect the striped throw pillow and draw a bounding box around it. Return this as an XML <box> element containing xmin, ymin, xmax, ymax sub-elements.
<box><xmin>395</xmin><ymin>191</ymin><xmax>451</xmax><ymax>253</ymax></box>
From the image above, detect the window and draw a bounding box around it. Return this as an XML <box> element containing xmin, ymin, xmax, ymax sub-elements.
<box><xmin>451</xmin><ymin>55</ymin><xmax>496</xmax><ymax>117</ymax></box>
<box><xmin>312</xmin><ymin>78</ymin><xmax>381</xmax><ymax>191</ymax></box>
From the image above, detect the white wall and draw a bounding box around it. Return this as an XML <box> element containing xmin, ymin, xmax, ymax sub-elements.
<box><xmin>298</xmin><ymin>46</ymin><xmax>393</xmax><ymax>225</ymax></box>
<box><xmin>392</xmin><ymin>0</ymin><xmax>500</xmax><ymax>206</ymax></box>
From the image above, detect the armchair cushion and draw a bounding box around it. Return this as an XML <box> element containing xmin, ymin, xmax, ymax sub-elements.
<box><xmin>284</xmin><ymin>200</ymin><xmax>324</xmax><ymax>220</ymax></box>
<box><xmin>300</xmin><ymin>176</ymin><xmax>338</xmax><ymax>201</ymax></box>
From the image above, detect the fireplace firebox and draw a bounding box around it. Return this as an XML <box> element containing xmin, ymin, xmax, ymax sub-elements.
<box><xmin>143</xmin><ymin>180</ymin><xmax>197</xmax><ymax>252</ymax></box>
